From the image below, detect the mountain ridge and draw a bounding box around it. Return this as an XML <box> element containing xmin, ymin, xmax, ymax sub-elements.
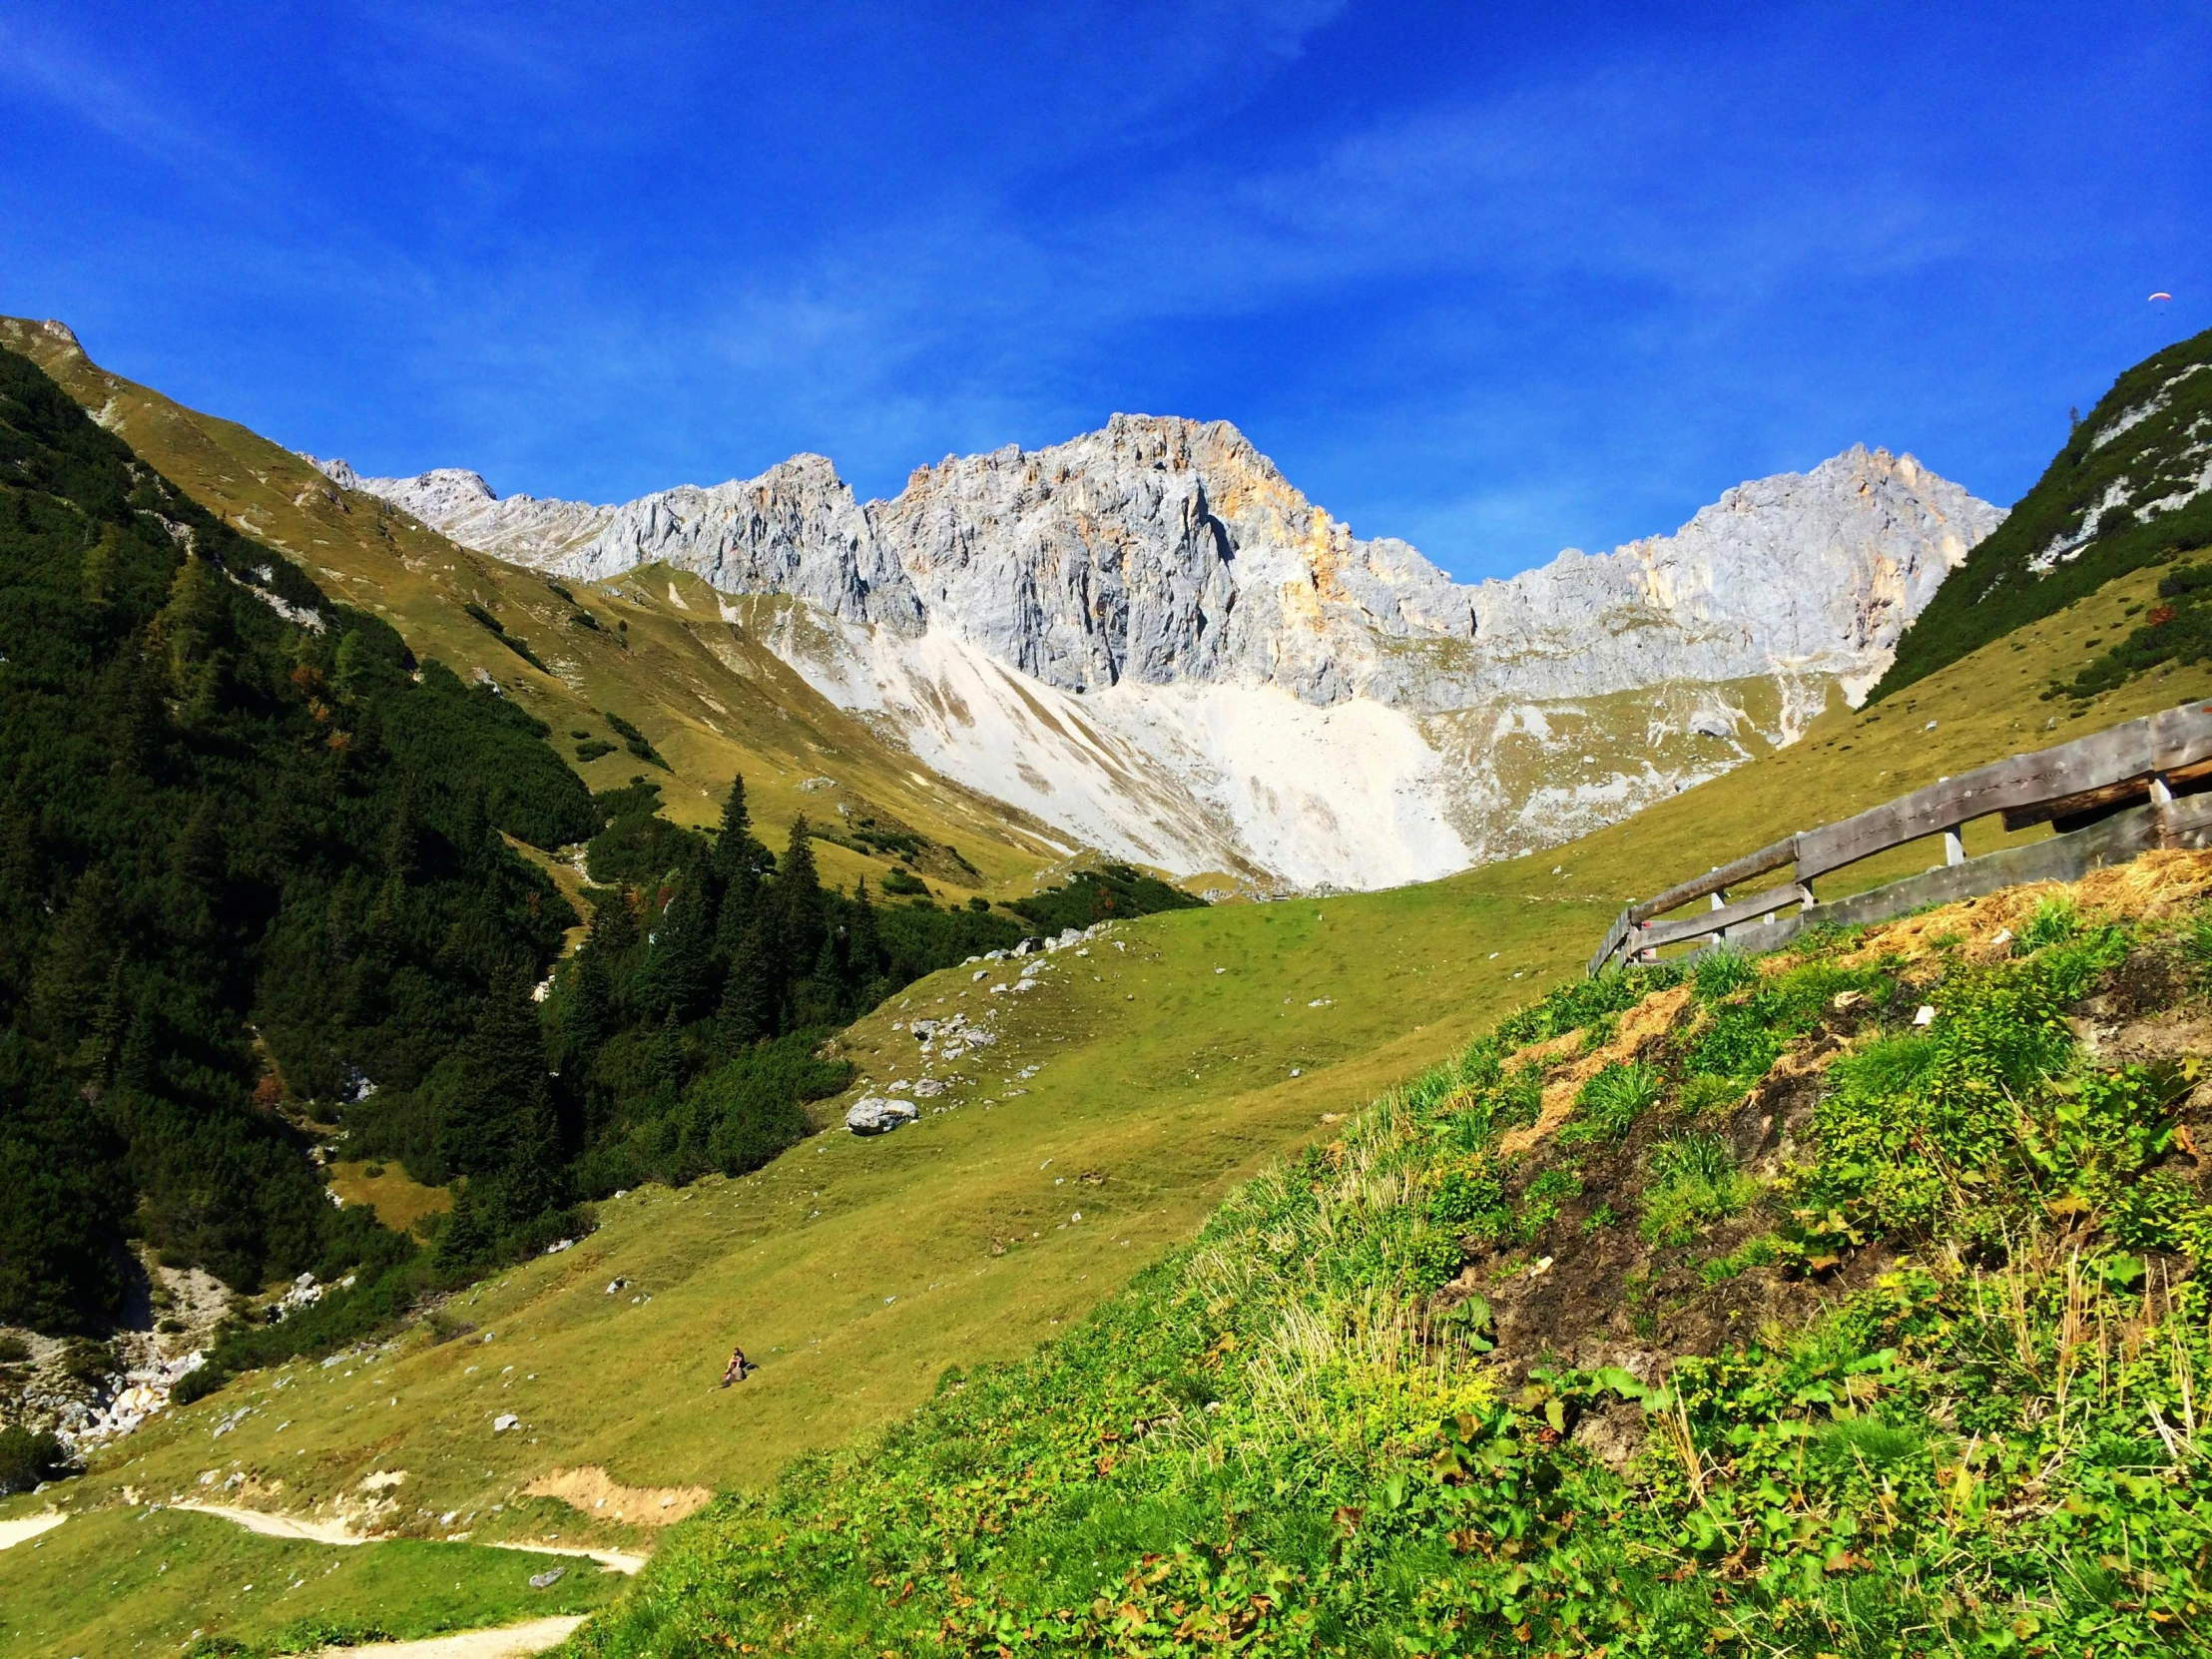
<box><xmin>316</xmin><ymin>420</ymin><xmax>2000</xmax><ymax>709</ymax></box>
<box><xmin>318</xmin><ymin>420</ymin><xmax>2002</xmax><ymax>887</ymax></box>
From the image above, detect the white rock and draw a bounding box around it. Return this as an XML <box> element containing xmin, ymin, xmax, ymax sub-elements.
<box><xmin>346</xmin><ymin>426</ymin><xmax>1998</xmax><ymax>892</ymax></box>
<box><xmin>846</xmin><ymin>1097</ymin><xmax>919</xmax><ymax>1135</ymax></box>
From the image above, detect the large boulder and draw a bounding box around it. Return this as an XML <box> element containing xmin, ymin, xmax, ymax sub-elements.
<box><xmin>845</xmin><ymin>1097</ymin><xmax>918</xmax><ymax>1136</ymax></box>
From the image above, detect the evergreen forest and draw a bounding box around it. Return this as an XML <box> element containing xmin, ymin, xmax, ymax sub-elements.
<box><xmin>0</xmin><ymin>340</ymin><xmax>1202</xmax><ymax>1373</ymax></box>
<box><xmin>0</xmin><ymin>342</ymin><xmax>583</xmax><ymax>1337</ymax></box>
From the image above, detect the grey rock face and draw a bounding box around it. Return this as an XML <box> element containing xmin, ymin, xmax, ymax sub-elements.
<box><xmin>322</xmin><ymin>420</ymin><xmax>2002</xmax><ymax>888</ymax></box>
<box><xmin>305</xmin><ymin>457</ymin><xmax>615</xmax><ymax>567</ymax></box>
<box><xmin>326</xmin><ymin>421</ymin><xmax>1994</xmax><ymax>713</ymax></box>
<box><xmin>566</xmin><ymin>455</ymin><xmax>922</xmax><ymax>633</ymax></box>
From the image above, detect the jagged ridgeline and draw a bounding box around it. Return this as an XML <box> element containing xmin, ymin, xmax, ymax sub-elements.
<box><xmin>1877</xmin><ymin>324</ymin><xmax>2212</xmax><ymax>699</ymax></box>
<box><xmin>0</xmin><ymin>343</ymin><xmax>589</xmax><ymax>1334</ymax></box>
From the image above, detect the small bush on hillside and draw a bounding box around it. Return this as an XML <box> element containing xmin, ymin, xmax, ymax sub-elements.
<box><xmin>1693</xmin><ymin>946</ymin><xmax>1760</xmax><ymax>1001</ymax></box>
<box><xmin>1688</xmin><ymin>958</ymin><xmax>1880</xmax><ymax>1083</ymax></box>
<box><xmin>1561</xmin><ymin>1059</ymin><xmax>1663</xmax><ymax>1143</ymax></box>
<box><xmin>1008</xmin><ymin>863</ymin><xmax>1203</xmax><ymax>933</ymax></box>
<box><xmin>2018</xmin><ymin>893</ymin><xmax>2080</xmax><ymax>950</ymax></box>
<box><xmin>0</xmin><ymin>1334</ymin><xmax>31</xmax><ymax>1364</ymax></box>
<box><xmin>0</xmin><ymin>1424</ymin><xmax>71</xmax><ymax>1493</ymax></box>
<box><xmin>1676</xmin><ymin>1072</ymin><xmax>1748</xmax><ymax>1120</ymax></box>
<box><xmin>1640</xmin><ymin>1132</ymin><xmax>1756</xmax><ymax>1246</ymax></box>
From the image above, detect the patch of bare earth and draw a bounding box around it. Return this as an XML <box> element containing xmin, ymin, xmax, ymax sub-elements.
<box><xmin>522</xmin><ymin>1464</ymin><xmax>712</xmax><ymax>1528</ymax></box>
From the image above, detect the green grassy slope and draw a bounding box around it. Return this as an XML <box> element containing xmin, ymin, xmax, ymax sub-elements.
<box><xmin>1874</xmin><ymin>323</ymin><xmax>2212</xmax><ymax>699</ymax></box>
<box><xmin>0</xmin><ymin>1505</ymin><xmax>620</xmax><ymax>1657</ymax></box>
<box><xmin>571</xmin><ymin>850</ymin><xmax>2212</xmax><ymax>1658</ymax></box>
<box><xmin>15</xmin><ymin>545</ymin><xmax>2196</xmax><ymax>1574</ymax></box>
<box><xmin>10</xmin><ymin>876</ymin><xmax>1610</xmax><ymax>1566</ymax></box>
<box><xmin>0</xmin><ymin>316</ymin><xmax>1069</xmax><ymax>899</ymax></box>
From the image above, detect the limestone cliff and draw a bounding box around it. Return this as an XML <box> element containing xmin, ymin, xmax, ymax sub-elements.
<box><xmin>314</xmin><ymin>422</ymin><xmax>2001</xmax><ymax>888</ymax></box>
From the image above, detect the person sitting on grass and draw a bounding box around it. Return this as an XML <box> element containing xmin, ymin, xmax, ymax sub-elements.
<box><xmin>721</xmin><ymin>1345</ymin><xmax>755</xmax><ymax>1386</ymax></box>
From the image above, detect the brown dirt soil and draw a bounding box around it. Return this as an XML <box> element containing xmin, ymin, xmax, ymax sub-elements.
<box><xmin>1496</xmin><ymin>984</ymin><xmax>1695</xmax><ymax>1157</ymax></box>
<box><xmin>521</xmin><ymin>1464</ymin><xmax>712</xmax><ymax>1528</ymax></box>
<box><xmin>1435</xmin><ymin>850</ymin><xmax>2212</xmax><ymax>1406</ymax></box>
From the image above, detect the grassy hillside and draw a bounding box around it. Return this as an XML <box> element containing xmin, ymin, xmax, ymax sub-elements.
<box><xmin>8</xmin><ymin>312</ymin><xmax>2211</xmax><ymax>1653</ymax></box>
<box><xmin>0</xmin><ymin>316</ymin><xmax>1070</xmax><ymax>900</ymax></box>
<box><xmin>573</xmin><ymin>848</ymin><xmax>2212</xmax><ymax>1657</ymax></box>
<box><xmin>0</xmin><ymin>872</ymin><xmax>1614</xmax><ymax>1556</ymax></box>
<box><xmin>4</xmin><ymin>533</ymin><xmax>2196</xmax><ymax>1521</ymax></box>
<box><xmin>1874</xmin><ymin>323</ymin><xmax>2212</xmax><ymax>700</ymax></box>
<box><xmin>0</xmin><ymin>1505</ymin><xmax>620</xmax><ymax>1657</ymax></box>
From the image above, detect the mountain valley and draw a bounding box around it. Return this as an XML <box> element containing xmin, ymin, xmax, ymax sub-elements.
<box><xmin>5</xmin><ymin>321</ymin><xmax>2212</xmax><ymax>1659</ymax></box>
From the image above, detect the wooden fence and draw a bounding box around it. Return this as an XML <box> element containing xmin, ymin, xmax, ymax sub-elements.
<box><xmin>1587</xmin><ymin>697</ymin><xmax>2212</xmax><ymax>976</ymax></box>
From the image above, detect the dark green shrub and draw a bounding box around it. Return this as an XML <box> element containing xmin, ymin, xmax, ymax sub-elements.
<box><xmin>0</xmin><ymin>1424</ymin><xmax>71</xmax><ymax>1493</ymax></box>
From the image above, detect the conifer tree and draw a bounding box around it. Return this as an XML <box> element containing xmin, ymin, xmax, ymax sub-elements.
<box><xmin>711</xmin><ymin>775</ymin><xmax>757</xmax><ymax>879</ymax></box>
<box><xmin>455</xmin><ymin>779</ymin><xmax>492</xmax><ymax>871</ymax></box>
<box><xmin>847</xmin><ymin>878</ymin><xmax>882</xmax><ymax>998</ymax></box>
<box><xmin>636</xmin><ymin>856</ymin><xmax>716</xmax><ymax>1022</ymax></box>
<box><xmin>152</xmin><ymin>551</ymin><xmax>232</xmax><ymax>729</ymax></box>
<box><xmin>717</xmin><ymin>911</ymin><xmax>778</xmax><ymax>1051</ymax></box>
<box><xmin>442</xmin><ymin>962</ymin><xmax>553</xmax><ymax>1181</ymax></box>
<box><xmin>559</xmin><ymin>943</ymin><xmax>616</xmax><ymax>1071</ymax></box>
<box><xmin>773</xmin><ymin>817</ymin><xmax>827</xmax><ymax>982</ymax></box>
<box><xmin>383</xmin><ymin>777</ymin><xmax>421</xmax><ymax>883</ymax></box>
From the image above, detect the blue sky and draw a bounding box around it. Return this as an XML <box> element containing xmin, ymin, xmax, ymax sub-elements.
<box><xmin>2</xmin><ymin>2</ymin><xmax>2205</xmax><ymax>580</ymax></box>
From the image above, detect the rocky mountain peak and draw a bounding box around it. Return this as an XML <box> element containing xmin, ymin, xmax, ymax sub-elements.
<box><xmin>316</xmin><ymin>419</ymin><xmax>2004</xmax><ymax>888</ymax></box>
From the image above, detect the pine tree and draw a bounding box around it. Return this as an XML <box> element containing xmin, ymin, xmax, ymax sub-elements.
<box><xmin>559</xmin><ymin>943</ymin><xmax>616</xmax><ymax>1071</ymax></box>
<box><xmin>773</xmin><ymin>817</ymin><xmax>827</xmax><ymax>979</ymax></box>
<box><xmin>152</xmin><ymin>552</ymin><xmax>232</xmax><ymax>730</ymax></box>
<box><xmin>591</xmin><ymin>886</ymin><xmax>641</xmax><ymax>955</ymax></box>
<box><xmin>847</xmin><ymin>878</ymin><xmax>882</xmax><ymax>995</ymax></box>
<box><xmin>716</xmin><ymin>911</ymin><xmax>778</xmax><ymax>1051</ymax></box>
<box><xmin>636</xmin><ymin>857</ymin><xmax>715</xmax><ymax>1023</ymax></box>
<box><xmin>29</xmin><ymin>870</ymin><xmax>117</xmax><ymax>1054</ymax></box>
<box><xmin>442</xmin><ymin>963</ymin><xmax>553</xmax><ymax>1181</ymax></box>
<box><xmin>455</xmin><ymin>779</ymin><xmax>492</xmax><ymax>871</ymax></box>
<box><xmin>383</xmin><ymin>777</ymin><xmax>421</xmax><ymax>883</ymax></box>
<box><xmin>714</xmin><ymin>774</ymin><xmax>770</xmax><ymax>873</ymax></box>
<box><xmin>166</xmin><ymin>801</ymin><xmax>225</xmax><ymax>945</ymax></box>
<box><xmin>792</xmin><ymin>933</ymin><xmax>846</xmax><ymax>1030</ymax></box>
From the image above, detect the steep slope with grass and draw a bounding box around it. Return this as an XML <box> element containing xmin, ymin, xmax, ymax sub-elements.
<box><xmin>0</xmin><ymin>869</ymin><xmax>1615</xmax><ymax>1562</ymax></box>
<box><xmin>0</xmin><ymin>316</ymin><xmax>1073</xmax><ymax>901</ymax></box>
<box><xmin>574</xmin><ymin>852</ymin><xmax>2212</xmax><ymax>1657</ymax></box>
<box><xmin>1875</xmin><ymin>324</ymin><xmax>2212</xmax><ymax>699</ymax></box>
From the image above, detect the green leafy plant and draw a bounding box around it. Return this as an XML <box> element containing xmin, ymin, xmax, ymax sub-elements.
<box><xmin>1692</xmin><ymin>946</ymin><xmax>1759</xmax><ymax>1002</ymax></box>
<box><xmin>2018</xmin><ymin>893</ymin><xmax>2080</xmax><ymax>950</ymax></box>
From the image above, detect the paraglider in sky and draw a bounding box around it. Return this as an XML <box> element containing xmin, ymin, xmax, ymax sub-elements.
<box><xmin>2149</xmin><ymin>291</ymin><xmax>2173</xmax><ymax>301</ymax></box>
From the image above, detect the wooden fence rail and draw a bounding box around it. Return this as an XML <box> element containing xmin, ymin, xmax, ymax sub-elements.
<box><xmin>1587</xmin><ymin>698</ymin><xmax>2212</xmax><ymax>977</ymax></box>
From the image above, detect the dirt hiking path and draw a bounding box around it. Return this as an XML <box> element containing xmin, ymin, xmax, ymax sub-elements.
<box><xmin>172</xmin><ymin>1501</ymin><xmax>647</xmax><ymax>1571</ymax></box>
<box><xmin>308</xmin><ymin>1614</ymin><xmax>587</xmax><ymax>1657</ymax></box>
<box><xmin>0</xmin><ymin>1510</ymin><xmax>69</xmax><ymax>1549</ymax></box>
